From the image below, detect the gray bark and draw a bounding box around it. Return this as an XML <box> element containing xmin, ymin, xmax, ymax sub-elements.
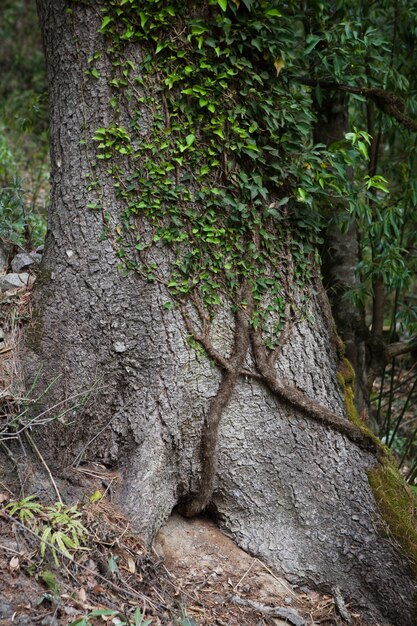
<box><xmin>26</xmin><ymin>2</ymin><xmax>417</xmax><ymax>624</ymax></box>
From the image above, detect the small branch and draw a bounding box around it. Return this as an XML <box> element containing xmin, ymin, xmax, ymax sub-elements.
<box><xmin>268</xmin><ymin>305</ymin><xmax>295</xmax><ymax>368</ymax></box>
<box><xmin>239</xmin><ymin>367</ymin><xmax>263</xmax><ymax>380</ymax></box>
<box><xmin>180</xmin><ymin>290</ymin><xmax>253</xmax><ymax>517</ymax></box>
<box><xmin>73</xmin><ymin>412</ymin><xmax>121</xmax><ymax>468</ymax></box>
<box><xmin>295</xmin><ymin>78</ymin><xmax>417</xmax><ymax>132</ymax></box>
<box><xmin>230</xmin><ymin>594</ymin><xmax>306</xmax><ymax>626</ymax></box>
<box><xmin>387</xmin><ymin>338</ymin><xmax>417</xmax><ymax>359</ymax></box>
<box><xmin>25</xmin><ymin>431</ymin><xmax>63</xmax><ymax>504</ymax></box>
<box><xmin>181</xmin><ymin>306</ymin><xmax>232</xmax><ymax>371</ymax></box>
<box><xmin>251</xmin><ymin>330</ymin><xmax>378</xmax><ymax>453</ymax></box>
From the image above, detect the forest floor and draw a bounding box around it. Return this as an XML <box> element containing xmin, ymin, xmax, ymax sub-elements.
<box><xmin>0</xmin><ymin>477</ymin><xmax>369</xmax><ymax>626</ymax></box>
<box><xmin>0</xmin><ymin>274</ymin><xmax>389</xmax><ymax>626</ymax></box>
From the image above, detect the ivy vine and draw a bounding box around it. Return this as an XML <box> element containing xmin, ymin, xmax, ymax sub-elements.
<box><xmin>80</xmin><ymin>0</ymin><xmax>373</xmax><ymax>340</ymax></box>
<box><xmin>69</xmin><ymin>0</ymin><xmax>386</xmax><ymax>347</ymax></box>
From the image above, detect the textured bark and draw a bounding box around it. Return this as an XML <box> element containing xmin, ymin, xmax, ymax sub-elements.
<box><xmin>27</xmin><ymin>2</ymin><xmax>417</xmax><ymax>624</ymax></box>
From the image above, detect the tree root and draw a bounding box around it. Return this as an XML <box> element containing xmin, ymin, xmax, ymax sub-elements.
<box><xmin>251</xmin><ymin>330</ymin><xmax>379</xmax><ymax>454</ymax></box>
<box><xmin>180</xmin><ymin>289</ymin><xmax>379</xmax><ymax>518</ymax></box>
<box><xmin>230</xmin><ymin>594</ymin><xmax>306</xmax><ymax>626</ymax></box>
<box><xmin>179</xmin><ymin>294</ymin><xmax>253</xmax><ymax>517</ymax></box>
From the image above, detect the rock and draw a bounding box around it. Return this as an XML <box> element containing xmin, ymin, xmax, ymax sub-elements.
<box><xmin>11</xmin><ymin>252</ymin><xmax>35</xmax><ymax>272</ymax></box>
<box><xmin>29</xmin><ymin>252</ymin><xmax>42</xmax><ymax>264</ymax></box>
<box><xmin>0</xmin><ymin>273</ymin><xmax>30</xmax><ymax>291</ymax></box>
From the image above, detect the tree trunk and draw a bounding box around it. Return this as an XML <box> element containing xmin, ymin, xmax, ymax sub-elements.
<box><xmin>313</xmin><ymin>92</ymin><xmax>369</xmax><ymax>416</ymax></box>
<box><xmin>27</xmin><ymin>2</ymin><xmax>417</xmax><ymax>624</ymax></box>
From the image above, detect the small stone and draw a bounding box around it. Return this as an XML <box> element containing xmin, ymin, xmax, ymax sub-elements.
<box><xmin>11</xmin><ymin>253</ymin><xmax>34</xmax><ymax>272</ymax></box>
<box><xmin>29</xmin><ymin>252</ymin><xmax>42</xmax><ymax>264</ymax></box>
<box><xmin>66</xmin><ymin>249</ymin><xmax>74</xmax><ymax>258</ymax></box>
<box><xmin>113</xmin><ymin>341</ymin><xmax>127</xmax><ymax>353</ymax></box>
<box><xmin>0</xmin><ymin>273</ymin><xmax>30</xmax><ymax>291</ymax></box>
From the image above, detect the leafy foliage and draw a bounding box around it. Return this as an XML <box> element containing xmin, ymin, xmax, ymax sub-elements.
<box><xmin>83</xmin><ymin>0</ymin><xmax>375</xmax><ymax>337</ymax></box>
<box><xmin>5</xmin><ymin>497</ymin><xmax>89</xmax><ymax>565</ymax></box>
<box><xmin>81</xmin><ymin>0</ymin><xmax>417</xmax><ymax>465</ymax></box>
<box><xmin>0</xmin><ymin>0</ymin><xmax>48</xmax><ymax>248</ymax></box>
<box><xmin>3</xmin><ymin>1</ymin><xmax>416</xmax><ymax>466</ymax></box>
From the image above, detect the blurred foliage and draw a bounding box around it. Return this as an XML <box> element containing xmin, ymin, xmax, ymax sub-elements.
<box><xmin>0</xmin><ymin>0</ymin><xmax>48</xmax><ymax>248</ymax></box>
<box><xmin>287</xmin><ymin>0</ymin><xmax>417</xmax><ymax>470</ymax></box>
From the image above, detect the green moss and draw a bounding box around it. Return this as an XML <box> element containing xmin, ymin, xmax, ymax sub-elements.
<box><xmin>335</xmin><ymin>334</ymin><xmax>346</xmax><ymax>359</ymax></box>
<box><xmin>337</xmin><ymin>355</ymin><xmax>417</xmax><ymax>579</ymax></box>
<box><xmin>369</xmin><ymin>457</ymin><xmax>417</xmax><ymax>578</ymax></box>
<box><xmin>337</xmin><ymin>356</ymin><xmax>383</xmax><ymax>449</ymax></box>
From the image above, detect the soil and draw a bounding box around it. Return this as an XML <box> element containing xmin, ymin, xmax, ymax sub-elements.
<box><xmin>0</xmin><ymin>467</ymin><xmax>370</xmax><ymax>626</ymax></box>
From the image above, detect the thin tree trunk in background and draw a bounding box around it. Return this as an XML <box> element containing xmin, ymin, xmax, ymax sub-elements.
<box><xmin>314</xmin><ymin>93</ymin><xmax>369</xmax><ymax>415</ymax></box>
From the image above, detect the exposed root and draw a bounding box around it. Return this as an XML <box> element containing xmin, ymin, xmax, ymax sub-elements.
<box><xmin>180</xmin><ymin>293</ymin><xmax>253</xmax><ymax>517</ymax></box>
<box><xmin>251</xmin><ymin>330</ymin><xmax>378</xmax><ymax>453</ymax></box>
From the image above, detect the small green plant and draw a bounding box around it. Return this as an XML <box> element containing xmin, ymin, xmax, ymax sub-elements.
<box><xmin>39</xmin><ymin>502</ymin><xmax>89</xmax><ymax>564</ymax></box>
<box><xmin>69</xmin><ymin>607</ymin><xmax>197</xmax><ymax>626</ymax></box>
<box><xmin>5</xmin><ymin>494</ymin><xmax>43</xmax><ymax>526</ymax></box>
<box><xmin>4</xmin><ymin>497</ymin><xmax>89</xmax><ymax>565</ymax></box>
<box><xmin>70</xmin><ymin>607</ymin><xmax>153</xmax><ymax>626</ymax></box>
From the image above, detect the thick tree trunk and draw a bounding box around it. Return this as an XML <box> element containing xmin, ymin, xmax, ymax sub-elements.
<box><xmin>27</xmin><ymin>2</ymin><xmax>417</xmax><ymax>624</ymax></box>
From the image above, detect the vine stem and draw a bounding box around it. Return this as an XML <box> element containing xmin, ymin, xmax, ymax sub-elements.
<box><xmin>250</xmin><ymin>330</ymin><xmax>379</xmax><ymax>453</ymax></box>
<box><xmin>180</xmin><ymin>287</ymin><xmax>253</xmax><ymax>517</ymax></box>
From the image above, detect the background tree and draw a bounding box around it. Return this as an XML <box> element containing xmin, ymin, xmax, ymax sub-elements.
<box><xmin>297</xmin><ymin>0</ymin><xmax>417</xmax><ymax>465</ymax></box>
<box><xmin>14</xmin><ymin>0</ymin><xmax>417</xmax><ymax>623</ymax></box>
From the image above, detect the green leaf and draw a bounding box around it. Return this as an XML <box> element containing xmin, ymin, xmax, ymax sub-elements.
<box><xmin>217</xmin><ymin>0</ymin><xmax>227</xmax><ymax>10</ymax></box>
<box><xmin>108</xmin><ymin>555</ymin><xmax>118</xmax><ymax>573</ymax></box>
<box><xmin>40</xmin><ymin>570</ymin><xmax>59</xmax><ymax>596</ymax></box>
<box><xmin>89</xmin><ymin>490</ymin><xmax>102</xmax><ymax>503</ymax></box>
<box><xmin>99</xmin><ymin>15</ymin><xmax>112</xmax><ymax>31</ymax></box>
<box><xmin>186</xmin><ymin>133</ymin><xmax>196</xmax><ymax>146</ymax></box>
<box><xmin>265</xmin><ymin>8</ymin><xmax>281</xmax><ymax>17</ymax></box>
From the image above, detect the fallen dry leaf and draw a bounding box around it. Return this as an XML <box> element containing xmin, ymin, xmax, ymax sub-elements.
<box><xmin>77</xmin><ymin>587</ymin><xmax>87</xmax><ymax>603</ymax></box>
<box><xmin>127</xmin><ymin>556</ymin><xmax>136</xmax><ymax>573</ymax></box>
<box><xmin>9</xmin><ymin>556</ymin><xmax>19</xmax><ymax>572</ymax></box>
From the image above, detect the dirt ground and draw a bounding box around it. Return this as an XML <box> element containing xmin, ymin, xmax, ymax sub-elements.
<box><xmin>0</xmin><ymin>470</ymin><xmax>369</xmax><ymax>626</ymax></box>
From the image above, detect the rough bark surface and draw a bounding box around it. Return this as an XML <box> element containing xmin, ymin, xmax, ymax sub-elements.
<box><xmin>27</xmin><ymin>2</ymin><xmax>417</xmax><ymax>625</ymax></box>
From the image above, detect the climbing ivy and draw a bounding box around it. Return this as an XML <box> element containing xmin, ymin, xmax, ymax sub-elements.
<box><xmin>82</xmin><ymin>0</ymin><xmax>373</xmax><ymax>336</ymax></box>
